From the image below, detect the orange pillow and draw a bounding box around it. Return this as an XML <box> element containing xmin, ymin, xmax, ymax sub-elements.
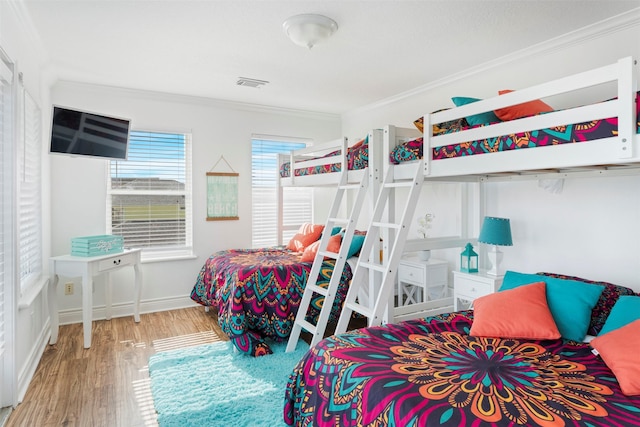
<box><xmin>590</xmin><ymin>319</ymin><xmax>640</xmax><ymax>396</ymax></box>
<box><xmin>300</xmin><ymin>234</ymin><xmax>342</xmax><ymax>262</ymax></box>
<box><xmin>470</xmin><ymin>281</ymin><xmax>561</xmax><ymax>340</ymax></box>
<box><xmin>494</xmin><ymin>89</ymin><xmax>553</xmax><ymax>121</ymax></box>
<box><xmin>286</xmin><ymin>223</ymin><xmax>324</xmax><ymax>252</ymax></box>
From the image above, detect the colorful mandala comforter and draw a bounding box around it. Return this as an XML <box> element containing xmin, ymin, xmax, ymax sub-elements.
<box><xmin>390</xmin><ymin>92</ymin><xmax>640</xmax><ymax>163</ymax></box>
<box><xmin>280</xmin><ymin>136</ymin><xmax>368</xmax><ymax>177</ymax></box>
<box><xmin>190</xmin><ymin>247</ymin><xmax>352</xmax><ymax>356</ymax></box>
<box><xmin>284</xmin><ymin>311</ymin><xmax>640</xmax><ymax>427</ymax></box>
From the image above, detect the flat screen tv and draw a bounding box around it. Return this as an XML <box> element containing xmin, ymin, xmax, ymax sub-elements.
<box><xmin>50</xmin><ymin>106</ymin><xmax>131</xmax><ymax>160</ymax></box>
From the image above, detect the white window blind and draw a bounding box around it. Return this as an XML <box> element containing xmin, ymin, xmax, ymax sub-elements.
<box><xmin>18</xmin><ymin>90</ymin><xmax>42</xmax><ymax>294</ymax></box>
<box><xmin>0</xmin><ymin>49</ymin><xmax>15</xmax><ymax>407</ymax></box>
<box><xmin>251</xmin><ymin>138</ymin><xmax>312</xmax><ymax>248</ymax></box>
<box><xmin>108</xmin><ymin>131</ymin><xmax>192</xmax><ymax>258</ymax></box>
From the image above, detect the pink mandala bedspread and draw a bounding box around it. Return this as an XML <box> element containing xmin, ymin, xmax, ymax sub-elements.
<box><xmin>284</xmin><ymin>311</ymin><xmax>640</xmax><ymax>427</ymax></box>
<box><xmin>190</xmin><ymin>247</ymin><xmax>352</xmax><ymax>356</ymax></box>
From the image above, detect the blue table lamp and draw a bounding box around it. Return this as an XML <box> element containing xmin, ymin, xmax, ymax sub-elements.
<box><xmin>478</xmin><ymin>217</ymin><xmax>512</xmax><ymax>276</ymax></box>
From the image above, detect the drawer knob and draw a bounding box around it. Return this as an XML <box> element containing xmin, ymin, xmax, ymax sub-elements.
<box><xmin>113</xmin><ymin>259</ymin><xmax>121</xmax><ymax>265</ymax></box>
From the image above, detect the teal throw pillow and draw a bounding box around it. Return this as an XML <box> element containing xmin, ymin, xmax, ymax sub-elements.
<box><xmin>501</xmin><ymin>271</ymin><xmax>604</xmax><ymax>342</ymax></box>
<box><xmin>599</xmin><ymin>295</ymin><xmax>640</xmax><ymax>336</ymax></box>
<box><xmin>346</xmin><ymin>234</ymin><xmax>365</xmax><ymax>258</ymax></box>
<box><xmin>451</xmin><ymin>96</ymin><xmax>501</xmax><ymax>126</ymax></box>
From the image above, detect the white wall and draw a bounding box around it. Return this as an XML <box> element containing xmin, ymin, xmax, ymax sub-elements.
<box><xmin>342</xmin><ymin>14</ymin><xmax>640</xmax><ymax>292</ymax></box>
<box><xmin>49</xmin><ymin>82</ymin><xmax>341</xmax><ymax>320</ymax></box>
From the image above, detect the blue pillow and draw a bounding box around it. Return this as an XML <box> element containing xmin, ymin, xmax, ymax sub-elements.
<box><xmin>599</xmin><ymin>295</ymin><xmax>640</xmax><ymax>336</ymax></box>
<box><xmin>346</xmin><ymin>234</ymin><xmax>365</xmax><ymax>258</ymax></box>
<box><xmin>501</xmin><ymin>271</ymin><xmax>604</xmax><ymax>342</ymax></box>
<box><xmin>330</xmin><ymin>226</ymin><xmax>343</xmax><ymax>236</ymax></box>
<box><xmin>451</xmin><ymin>96</ymin><xmax>501</xmax><ymax>126</ymax></box>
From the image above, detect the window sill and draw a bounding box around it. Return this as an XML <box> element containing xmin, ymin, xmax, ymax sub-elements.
<box><xmin>19</xmin><ymin>276</ymin><xmax>49</xmax><ymax>309</ymax></box>
<box><xmin>141</xmin><ymin>251</ymin><xmax>197</xmax><ymax>264</ymax></box>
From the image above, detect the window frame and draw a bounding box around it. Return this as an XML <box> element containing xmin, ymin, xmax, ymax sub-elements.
<box><xmin>107</xmin><ymin>129</ymin><xmax>194</xmax><ymax>262</ymax></box>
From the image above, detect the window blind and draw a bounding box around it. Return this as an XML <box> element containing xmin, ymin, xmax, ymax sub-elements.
<box><xmin>251</xmin><ymin>138</ymin><xmax>311</xmax><ymax>248</ymax></box>
<box><xmin>108</xmin><ymin>131</ymin><xmax>192</xmax><ymax>256</ymax></box>
<box><xmin>18</xmin><ymin>90</ymin><xmax>42</xmax><ymax>293</ymax></box>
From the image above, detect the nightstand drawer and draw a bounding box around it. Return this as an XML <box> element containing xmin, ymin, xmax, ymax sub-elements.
<box><xmin>455</xmin><ymin>280</ymin><xmax>493</xmax><ymax>299</ymax></box>
<box><xmin>98</xmin><ymin>252</ymin><xmax>137</xmax><ymax>272</ymax></box>
<box><xmin>398</xmin><ymin>263</ymin><xmax>425</xmax><ymax>285</ymax></box>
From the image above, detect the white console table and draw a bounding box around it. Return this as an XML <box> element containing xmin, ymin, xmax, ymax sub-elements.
<box><xmin>48</xmin><ymin>248</ymin><xmax>142</xmax><ymax>348</ymax></box>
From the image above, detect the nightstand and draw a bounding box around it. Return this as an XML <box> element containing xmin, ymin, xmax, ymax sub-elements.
<box><xmin>452</xmin><ymin>270</ymin><xmax>503</xmax><ymax>311</ymax></box>
<box><xmin>397</xmin><ymin>256</ymin><xmax>448</xmax><ymax>306</ymax></box>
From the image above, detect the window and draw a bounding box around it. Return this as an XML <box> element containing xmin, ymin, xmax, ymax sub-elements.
<box><xmin>251</xmin><ymin>137</ymin><xmax>312</xmax><ymax>248</ymax></box>
<box><xmin>18</xmin><ymin>89</ymin><xmax>42</xmax><ymax>294</ymax></box>
<box><xmin>108</xmin><ymin>131</ymin><xmax>193</xmax><ymax>260</ymax></box>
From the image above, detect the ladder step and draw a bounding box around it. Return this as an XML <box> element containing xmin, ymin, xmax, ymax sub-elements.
<box><xmin>306</xmin><ymin>283</ymin><xmax>329</xmax><ymax>296</ymax></box>
<box><xmin>371</xmin><ymin>221</ymin><xmax>402</xmax><ymax>230</ymax></box>
<box><xmin>318</xmin><ymin>250</ymin><xmax>338</xmax><ymax>259</ymax></box>
<box><xmin>346</xmin><ymin>301</ymin><xmax>373</xmax><ymax>319</ymax></box>
<box><xmin>384</xmin><ymin>180</ymin><xmax>414</xmax><ymax>188</ymax></box>
<box><xmin>328</xmin><ymin>217</ymin><xmax>349</xmax><ymax>225</ymax></box>
<box><xmin>359</xmin><ymin>262</ymin><xmax>386</xmax><ymax>273</ymax></box>
<box><xmin>339</xmin><ymin>184</ymin><xmax>362</xmax><ymax>190</ymax></box>
<box><xmin>297</xmin><ymin>319</ymin><xmax>318</xmax><ymax>335</ymax></box>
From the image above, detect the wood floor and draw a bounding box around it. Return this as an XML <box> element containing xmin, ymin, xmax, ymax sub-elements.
<box><xmin>6</xmin><ymin>307</ymin><xmax>226</xmax><ymax>427</ymax></box>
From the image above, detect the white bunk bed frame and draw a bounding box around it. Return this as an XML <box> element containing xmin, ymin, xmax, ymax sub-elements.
<box><xmin>332</xmin><ymin>56</ymin><xmax>638</xmax><ymax>333</ymax></box>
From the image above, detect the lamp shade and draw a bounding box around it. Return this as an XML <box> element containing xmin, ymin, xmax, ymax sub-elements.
<box><xmin>478</xmin><ymin>217</ymin><xmax>512</xmax><ymax>247</ymax></box>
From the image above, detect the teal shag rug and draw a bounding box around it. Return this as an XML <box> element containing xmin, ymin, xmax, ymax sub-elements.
<box><xmin>148</xmin><ymin>341</ymin><xmax>309</xmax><ymax>427</ymax></box>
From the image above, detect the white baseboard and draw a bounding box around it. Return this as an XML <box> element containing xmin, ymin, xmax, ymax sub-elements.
<box><xmin>17</xmin><ymin>318</ymin><xmax>50</xmax><ymax>403</ymax></box>
<box><xmin>57</xmin><ymin>295</ymin><xmax>201</xmax><ymax>326</ymax></box>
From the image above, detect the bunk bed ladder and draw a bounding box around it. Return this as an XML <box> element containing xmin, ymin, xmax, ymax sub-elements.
<box><xmin>286</xmin><ymin>170</ymin><xmax>370</xmax><ymax>353</ymax></box>
<box><xmin>334</xmin><ymin>160</ymin><xmax>424</xmax><ymax>334</ymax></box>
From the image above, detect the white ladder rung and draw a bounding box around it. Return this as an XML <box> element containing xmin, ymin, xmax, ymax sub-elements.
<box><xmin>328</xmin><ymin>217</ymin><xmax>349</xmax><ymax>224</ymax></box>
<box><xmin>346</xmin><ymin>301</ymin><xmax>372</xmax><ymax>319</ymax></box>
<box><xmin>371</xmin><ymin>221</ymin><xmax>402</xmax><ymax>230</ymax></box>
<box><xmin>318</xmin><ymin>250</ymin><xmax>339</xmax><ymax>259</ymax></box>
<box><xmin>339</xmin><ymin>184</ymin><xmax>362</xmax><ymax>190</ymax></box>
<box><xmin>306</xmin><ymin>283</ymin><xmax>328</xmax><ymax>296</ymax></box>
<box><xmin>384</xmin><ymin>181</ymin><xmax>414</xmax><ymax>188</ymax></box>
<box><xmin>298</xmin><ymin>319</ymin><xmax>317</xmax><ymax>335</ymax></box>
<box><xmin>359</xmin><ymin>262</ymin><xmax>386</xmax><ymax>273</ymax></box>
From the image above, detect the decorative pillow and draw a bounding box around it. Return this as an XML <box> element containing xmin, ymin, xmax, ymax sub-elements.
<box><xmin>470</xmin><ymin>281</ymin><xmax>560</xmax><ymax>340</ymax></box>
<box><xmin>451</xmin><ymin>96</ymin><xmax>501</xmax><ymax>126</ymax></box>
<box><xmin>494</xmin><ymin>89</ymin><xmax>554</xmax><ymax>121</ymax></box>
<box><xmin>501</xmin><ymin>271</ymin><xmax>604</xmax><ymax>342</ymax></box>
<box><xmin>343</xmin><ymin>233</ymin><xmax>365</xmax><ymax>258</ymax></box>
<box><xmin>536</xmin><ymin>272</ymin><xmax>637</xmax><ymax>335</ymax></box>
<box><xmin>286</xmin><ymin>223</ymin><xmax>324</xmax><ymax>252</ymax></box>
<box><xmin>300</xmin><ymin>234</ymin><xmax>342</xmax><ymax>262</ymax></box>
<box><xmin>598</xmin><ymin>296</ymin><xmax>640</xmax><ymax>336</ymax></box>
<box><xmin>414</xmin><ymin>109</ymin><xmax>469</xmax><ymax>135</ymax></box>
<box><xmin>590</xmin><ymin>319</ymin><xmax>640</xmax><ymax>396</ymax></box>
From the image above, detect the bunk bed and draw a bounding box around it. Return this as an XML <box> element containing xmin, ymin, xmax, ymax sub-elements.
<box><xmin>284</xmin><ymin>56</ymin><xmax>640</xmax><ymax>426</ymax></box>
<box><xmin>190</xmin><ymin>133</ymin><xmax>383</xmax><ymax>356</ymax></box>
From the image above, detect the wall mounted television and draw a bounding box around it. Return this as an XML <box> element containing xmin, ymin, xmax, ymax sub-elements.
<box><xmin>49</xmin><ymin>106</ymin><xmax>131</xmax><ymax>160</ymax></box>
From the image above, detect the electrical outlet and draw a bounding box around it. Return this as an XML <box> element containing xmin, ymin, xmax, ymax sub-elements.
<box><xmin>64</xmin><ymin>282</ymin><xmax>74</xmax><ymax>295</ymax></box>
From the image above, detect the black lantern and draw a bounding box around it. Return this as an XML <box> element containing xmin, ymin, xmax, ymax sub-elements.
<box><xmin>460</xmin><ymin>243</ymin><xmax>478</xmax><ymax>273</ymax></box>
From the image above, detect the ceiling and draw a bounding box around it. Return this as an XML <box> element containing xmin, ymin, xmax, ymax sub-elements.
<box><xmin>21</xmin><ymin>0</ymin><xmax>640</xmax><ymax>115</ymax></box>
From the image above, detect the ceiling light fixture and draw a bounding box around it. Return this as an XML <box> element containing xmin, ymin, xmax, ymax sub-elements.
<box><xmin>282</xmin><ymin>14</ymin><xmax>338</xmax><ymax>49</ymax></box>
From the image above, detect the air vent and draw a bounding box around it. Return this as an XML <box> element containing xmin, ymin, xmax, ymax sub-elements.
<box><xmin>236</xmin><ymin>77</ymin><xmax>269</xmax><ymax>88</ymax></box>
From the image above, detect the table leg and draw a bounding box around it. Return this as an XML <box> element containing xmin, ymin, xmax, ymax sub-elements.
<box><xmin>49</xmin><ymin>272</ymin><xmax>59</xmax><ymax>345</ymax></box>
<box><xmin>105</xmin><ymin>271</ymin><xmax>112</xmax><ymax>320</ymax></box>
<box><xmin>133</xmin><ymin>262</ymin><xmax>142</xmax><ymax>323</ymax></box>
<box><xmin>82</xmin><ymin>273</ymin><xmax>93</xmax><ymax>349</ymax></box>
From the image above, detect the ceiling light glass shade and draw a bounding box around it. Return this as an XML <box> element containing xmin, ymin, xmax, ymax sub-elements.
<box><xmin>283</xmin><ymin>14</ymin><xmax>338</xmax><ymax>49</ymax></box>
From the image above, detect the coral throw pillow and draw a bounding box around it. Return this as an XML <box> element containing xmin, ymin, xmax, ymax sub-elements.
<box><xmin>590</xmin><ymin>319</ymin><xmax>640</xmax><ymax>396</ymax></box>
<box><xmin>494</xmin><ymin>89</ymin><xmax>553</xmax><ymax>120</ymax></box>
<box><xmin>286</xmin><ymin>223</ymin><xmax>324</xmax><ymax>252</ymax></box>
<box><xmin>470</xmin><ymin>281</ymin><xmax>561</xmax><ymax>340</ymax></box>
<box><xmin>300</xmin><ymin>234</ymin><xmax>341</xmax><ymax>263</ymax></box>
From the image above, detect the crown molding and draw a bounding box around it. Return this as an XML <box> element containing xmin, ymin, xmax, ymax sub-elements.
<box><xmin>345</xmin><ymin>7</ymin><xmax>640</xmax><ymax>117</ymax></box>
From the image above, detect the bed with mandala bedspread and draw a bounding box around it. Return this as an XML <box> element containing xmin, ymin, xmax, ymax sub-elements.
<box><xmin>190</xmin><ymin>247</ymin><xmax>352</xmax><ymax>357</ymax></box>
<box><xmin>284</xmin><ymin>311</ymin><xmax>640</xmax><ymax>427</ymax></box>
